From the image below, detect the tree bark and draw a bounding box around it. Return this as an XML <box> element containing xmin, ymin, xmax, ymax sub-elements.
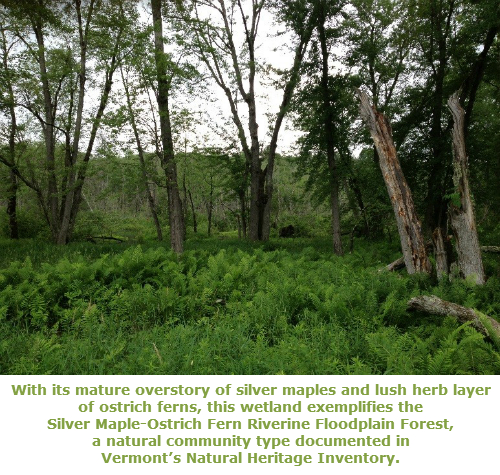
<box><xmin>32</xmin><ymin>17</ymin><xmax>59</xmax><ymax>241</ymax></box>
<box><xmin>217</xmin><ymin>0</ymin><xmax>261</xmax><ymax>241</ymax></box>
<box><xmin>152</xmin><ymin>0</ymin><xmax>184</xmax><ymax>253</ymax></box>
<box><xmin>407</xmin><ymin>295</ymin><xmax>500</xmax><ymax>340</ymax></box>
<box><xmin>261</xmin><ymin>5</ymin><xmax>316</xmax><ymax>242</ymax></box>
<box><xmin>318</xmin><ymin>3</ymin><xmax>342</xmax><ymax>255</ymax></box>
<box><xmin>62</xmin><ymin>31</ymin><xmax>121</xmax><ymax>244</ymax></box>
<box><xmin>447</xmin><ymin>92</ymin><xmax>485</xmax><ymax>284</ymax></box>
<box><xmin>433</xmin><ymin>227</ymin><xmax>449</xmax><ymax>280</ymax></box>
<box><xmin>357</xmin><ymin>90</ymin><xmax>431</xmax><ymax>274</ymax></box>
<box><xmin>1</xmin><ymin>27</ymin><xmax>19</xmax><ymax>239</ymax></box>
<box><xmin>55</xmin><ymin>0</ymin><xmax>94</xmax><ymax>244</ymax></box>
<box><xmin>423</xmin><ymin>1</ymin><xmax>456</xmax><ymax>239</ymax></box>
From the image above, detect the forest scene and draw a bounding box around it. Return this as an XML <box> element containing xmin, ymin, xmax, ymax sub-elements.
<box><xmin>0</xmin><ymin>0</ymin><xmax>499</xmax><ymax>375</ymax></box>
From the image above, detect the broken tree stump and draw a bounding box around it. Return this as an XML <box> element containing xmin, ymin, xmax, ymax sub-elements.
<box><xmin>407</xmin><ymin>295</ymin><xmax>500</xmax><ymax>340</ymax></box>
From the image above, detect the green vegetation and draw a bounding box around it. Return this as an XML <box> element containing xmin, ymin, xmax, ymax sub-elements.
<box><xmin>1</xmin><ymin>237</ymin><xmax>499</xmax><ymax>375</ymax></box>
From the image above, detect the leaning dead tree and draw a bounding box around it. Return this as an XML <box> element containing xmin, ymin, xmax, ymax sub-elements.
<box><xmin>408</xmin><ymin>295</ymin><xmax>500</xmax><ymax>340</ymax></box>
<box><xmin>447</xmin><ymin>92</ymin><xmax>485</xmax><ymax>284</ymax></box>
<box><xmin>357</xmin><ymin>90</ymin><xmax>431</xmax><ymax>274</ymax></box>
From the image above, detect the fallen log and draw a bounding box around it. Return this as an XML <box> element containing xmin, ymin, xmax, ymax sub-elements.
<box><xmin>481</xmin><ymin>246</ymin><xmax>500</xmax><ymax>254</ymax></box>
<box><xmin>386</xmin><ymin>256</ymin><xmax>406</xmax><ymax>272</ymax></box>
<box><xmin>407</xmin><ymin>295</ymin><xmax>500</xmax><ymax>340</ymax></box>
<box><xmin>86</xmin><ymin>235</ymin><xmax>125</xmax><ymax>243</ymax></box>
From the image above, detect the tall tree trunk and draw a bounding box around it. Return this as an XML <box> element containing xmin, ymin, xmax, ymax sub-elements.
<box><xmin>447</xmin><ymin>92</ymin><xmax>485</xmax><ymax>285</ymax></box>
<box><xmin>50</xmin><ymin>0</ymin><xmax>121</xmax><ymax>244</ymax></box>
<box><xmin>55</xmin><ymin>0</ymin><xmax>93</xmax><ymax>244</ymax></box>
<box><xmin>60</xmin><ymin>48</ymin><xmax>119</xmax><ymax>244</ymax></box>
<box><xmin>151</xmin><ymin>0</ymin><xmax>184</xmax><ymax>253</ymax></box>
<box><xmin>248</xmin><ymin>97</ymin><xmax>261</xmax><ymax>241</ymax></box>
<box><xmin>242</xmin><ymin>2</ymin><xmax>261</xmax><ymax>242</ymax></box>
<box><xmin>318</xmin><ymin>5</ymin><xmax>342</xmax><ymax>255</ymax></box>
<box><xmin>1</xmin><ymin>27</ymin><xmax>19</xmax><ymax>239</ymax></box>
<box><xmin>121</xmin><ymin>66</ymin><xmax>163</xmax><ymax>242</ymax></box>
<box><xmin>261</xmin><ymin>10</ymin><xmax>316</xmax><ymax>241</ymax></box>
<box><xmin>424</xmin><ymin>1</ymin><xmax>455</xmax><ymax>254</ymax></box>
<box><xmin>358</xmin><ymin>90</ymin><xmax>431</xmax><ymax>274</ymax></box>
<box><xmin>32</xmin><ymin>19</ymin><xmax>59</xmax><ymax>241</ymax></box>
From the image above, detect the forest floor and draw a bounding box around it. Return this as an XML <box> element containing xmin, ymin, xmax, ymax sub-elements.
<box><xmin>1</xmin><ymin>237</ymin><xmax>499</xmax><ymax>375</ymax></box>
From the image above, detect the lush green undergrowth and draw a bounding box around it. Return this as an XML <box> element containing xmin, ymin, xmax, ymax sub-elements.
<box><xmin>1</xmin><ymin>238</ymin><xmax>499</xmax><ymax>375</ymax></box>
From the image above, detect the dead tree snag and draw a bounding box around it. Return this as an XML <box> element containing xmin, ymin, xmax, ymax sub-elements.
<box><xmin>357</xmin><ymin>90</ymin><xmax>431</xmax><ymax>274</ymax></box>
<box><xmin>447</xmin><ymin>92</ymin><xmax>485</xmax><ymax>284</ymax></box>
